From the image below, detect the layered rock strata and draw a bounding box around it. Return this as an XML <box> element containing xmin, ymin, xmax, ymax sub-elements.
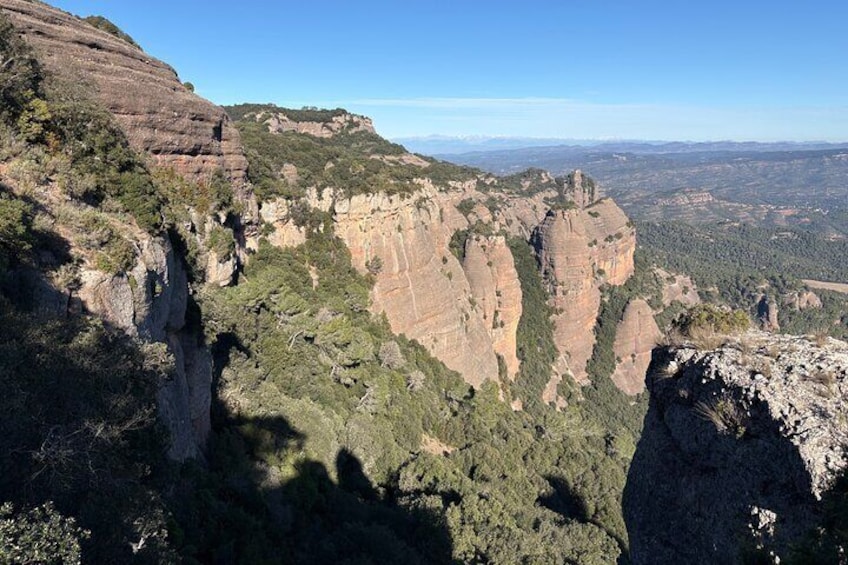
<box><xmin>1</xmin><ymin>0</ymin><xmax>249</xmax><ymax>188</ymax></box>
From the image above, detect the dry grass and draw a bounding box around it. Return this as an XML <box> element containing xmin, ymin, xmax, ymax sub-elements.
<box><xmin>808</xmin><ymin>369</ymin><xmax>837</xmax><ymax>398</ymax></box>
<box><xmin>694</xmin><ymin>398</ymin><xmax>747</xmax><ymax>438</ymax></box>
<box><xmin>809</xmin><ymin>329</ymin><xmax>830</xmax><ymax>347</ymax></box>
<box><xmin>687</xmin><ymin>326</ymin><xmax>729</xmax><ymax>351</ymax></box>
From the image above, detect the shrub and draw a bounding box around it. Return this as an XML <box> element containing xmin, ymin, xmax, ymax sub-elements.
<box><xmin>81</xmin><ymin>16</ymin><xmax>140</xmax><ymax>48</ymax></box>
<box><xmin>206</xmin><ymin>224</ymin><xmax>236</xmax><ymax>260</ymax></box>
<box><xmin>678</xmin><ymin>304</ymin><xmax>750</xmax><ymax>337</ymax></box>
<box><xmin>0</xmin><ymin>14</ymin><xmax>43</xmax><ymax>125</ymax></box>
<box><xmin>0</xmin><ymin>502</ymin><xmax>90</xmax><ymax>565</ymax></box>
<box><xmin>694</xmin><ymin>397</ymin><xmax>746</xmax><ymax>438</ymax></box>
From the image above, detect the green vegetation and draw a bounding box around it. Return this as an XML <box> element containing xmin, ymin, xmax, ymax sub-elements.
<box><xmin>0</xmin><ymin>15</ymin><xmax>42</xmax><ymax>127</ymax></box>
<box><xmin>0</xmin><ymin>297</ymin><xmax>174</xmax><ymax>563</ymax></box>
<box><xmin>508</xmin><ymin>237</ymin><xmax>559</xmax><ymax>409</ymax></box>
<box><xmin>229</xmin><ymin>104</ymin><xmax>477</xmax><ymax>201</ymax></box>
<box><xmin>677</xmin><ymin>303</ymin><xmax>751</xmax><ymax>337</ymax></box>
<box><xmin>81</xmin><ymin>16</ymin><xmax>141</xmax><ymax>48</ymax></box>
<box><xmin>224</xmin><ymin>104</ymin><xmax>350</xmax><ymax>123</ymax></box>
<box><xmin>639</xmin><ymin>220</ymin><xmax>848</xmax><ymax>339</ymax></box>
<box><xmin>0</xmin><ymin>502</ymin><xmax>89</xmax><ymax>565</ymax></box>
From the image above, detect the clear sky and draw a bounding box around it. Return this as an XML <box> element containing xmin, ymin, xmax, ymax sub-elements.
<box><xmin>48</xmin><ymin>0</ymin><xmax>848</xmax><ymax>142</ymax></box>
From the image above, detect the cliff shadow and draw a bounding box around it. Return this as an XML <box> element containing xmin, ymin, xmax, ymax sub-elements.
<box><xmin>623</xmin><ymin>347</ymin><xmax>824</xmax><ymax>565</ymax></box>
<box><xmin>167</xmin><ymin>337</ymin><xmax>456</xmax><ymax>564</ymax></box>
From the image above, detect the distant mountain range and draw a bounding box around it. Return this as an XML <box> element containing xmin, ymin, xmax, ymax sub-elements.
<box><xmin>433</xmin><ymin>140</ymin><xmax>848</xmax><ymax>224</ymax></box>
<box><xmin>394</xmin><ymin>136</ymin><xmax>848</xmax><ymax>157</ymax></box>
<box><xmin>391</xmin><ymin>135</ymin><xmax>600</xmax><ymax>154</ymax></box>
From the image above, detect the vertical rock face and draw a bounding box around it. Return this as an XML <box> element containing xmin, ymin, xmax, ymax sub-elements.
<box><xmin>462</xmin><ymin>235</ymin><xmax>523</xmax><ymax>379</ymax></box>
<box><xmin>258</xmin><ymin>110</ymin><xmax>376</xmax><ymax>138</ymax></box>
<box><xmin>533</xmin><ymin>199</ymin><xmax>636</xmax><ymax>383</ymax></box>
<box><xmin>0</xmin><ymin>0</ymin><xmax>249</xmax><ymax>186</ymax></box>
<box><xmin>611</xmin><ymin>299</ymin><xmax>661</xmax><ymax>395</ymax></box>
<box><xmin>75</xmin><ymin>233</ymin><xmax>211</xmax><ymax>461</ymax></box>
<box><xmin>625</xmin><ymin>332</ymin><xmax>848</xmax><ymax>564</ymax></box>
<box><xmin>758</xmin><ymin>295</ymin><xmax>780</xmax><ymax>332</ymax></box>
<box><xmin>331</xmin><ymin>190</ymin><xmax>500</xmax><ymax>388</ymax></box>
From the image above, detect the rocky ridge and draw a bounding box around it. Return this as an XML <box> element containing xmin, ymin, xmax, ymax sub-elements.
<box><xmin>1</xmin><ymin>0</ymin><xmax>249</xmax><ymax>188</ymax></box>
<box><xmin>258</xmin><ymin>156</ymin><xmax>637</xmax><ymax>397</ymax></box>
<box><xmin>255</xmin><ymin>110</ymin><xmax>376</xmax><ymax>138</ymax></box>
<box><xmin>625</xmin><ymin>331</ymin><xmax>848</xmax><ymax>563</ymax></box>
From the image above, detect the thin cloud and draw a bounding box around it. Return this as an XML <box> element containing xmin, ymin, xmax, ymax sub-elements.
<box><xmin>346</xmin><ymin>97</ymin><xmax>586</xmax><ymax>109</ymax></box>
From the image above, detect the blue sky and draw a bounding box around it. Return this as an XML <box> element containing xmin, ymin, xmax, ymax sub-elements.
<box><xmin>49</xmin><ymin>0</ymin><xmax>848</xmax><ymax>141</ymax></box>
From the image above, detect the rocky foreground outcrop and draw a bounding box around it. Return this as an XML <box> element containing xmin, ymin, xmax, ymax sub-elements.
<box><xmin>625</xmin><ymin>332</ymin><xmax>848</xmax><ymax>564</ymax></box>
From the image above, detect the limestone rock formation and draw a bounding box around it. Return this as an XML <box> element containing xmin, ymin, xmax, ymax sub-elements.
<box><xmin>256</xmin><ymin>110</ymin><xmax>376</xmax><ymax>138</ymax></box>
<box><xmin>625</xmin><ymin>332</ymin><xmax>848</xmax><ymax>564</ymax></box>
<box><xmin>533</xmin><ymin>199</ymin><xmax>636</xmax><ymax>383</ymax></box>
<box><xmin>0</xmin><ymin>0</ymin><xmax>249</xmax><ymax>188</ymax></box>
<box><xmin>75</xmin><ymin>234</ymin><xmax>211</xmax><ymax>461</ymax></box>
<box><xmin>610</xmin><ymin>299</ymin><xmax>661</xmax><ymax>395</ymax></box>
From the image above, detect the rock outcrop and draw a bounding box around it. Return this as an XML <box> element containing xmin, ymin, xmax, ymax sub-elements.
<box><xmin>256</xmin><ymin>110</ymin><xmax>376</xmax><ymax>138</ymax></box>
<box><xmin>71</xmin><ymin>233</ymin><xmax>210</xmax><ymax>461</ymax></box>
<box><xmin>330</xmin><ymin>188</ymin><xmax>501</xmax><ymax>388</ymax></box>
<box><xmin>656</xmin><ymin>267</ymin><xmax>700</xmax><ymax>307</ymax></box>
<box><xmin>625</xmin><ymin>332</ymin><xmax>848</xmax><ymax>564</ymax></box>
<box><xmin>0</xmin><ymin>0</ymin><xmax>249</xmax><ymax>188</ymax></box>
<box><xmin>610</xmin><ymin>299</ymin><xmax>661</xmax><ymax>395</ymax></box>
<box><xmin>758</xmin><ymin>294</ymin><xmax>780</xmax><ymax>332</ymax></box>
<box><xmin>533</xmin><ymin>199</ymin><xmax>636</xmax><ymax>384</ymax></box>
<box><xmin>784</xmin><ymin>289</ymin><xmax>823</xmax><ymax>311</ymax></box>
<box><xmin>462</xmin><ymin>234</ymin><xmax>523</xmax><ymax>379</ymax></box>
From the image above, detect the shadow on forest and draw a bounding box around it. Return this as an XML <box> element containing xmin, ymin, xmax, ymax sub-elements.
<box><xmin>538</xmin><ymin>475</ymin><xmax>590</xmax><ymax>522</ymax></box>
<box><xmin>167</xmin><ymin>335</ymin><xmax>457</xmax><ymax>564</ymax></box>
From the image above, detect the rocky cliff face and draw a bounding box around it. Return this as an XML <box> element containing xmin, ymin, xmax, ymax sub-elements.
<box><xmin>0</xmin><ymin>0</ymin><xmax>249</xmax><ymax>189</ymax></box>
<box><xmin>610</xmin><ymin>299</ymin><xmax>661</xmax><ymax>395</ymax></box>
<box><xmin>256</xmin><ymin>110</ymin><xmax>376</xmax><ymax>138</ymax></box>
<box><xmin>0</xmin><ymin>0</ymin><xmax>256</xmax><ymax>459</ymax></box>
<box><xmin>625</xmin><ymin>332</ymin><xmax>848</xmax><ymax>564</ymax></box>
<box><xmin>248</xmin><ymin>117</ymin><xmax>641</xmax><ymax>396</ymax></box>
<box><xmin>309</xmin><ymin>187</ymin><xmax>503</xmax><ymax>387</ymax></box>
<box><xmin>533</xmin><ymin>198</ymin><xmax>636</xmax><ymax>384</ymax></box>
<box><xmin>461</xmin><ymin>234</ymin><xmax>523</xmax><ymax>380</ymax></box>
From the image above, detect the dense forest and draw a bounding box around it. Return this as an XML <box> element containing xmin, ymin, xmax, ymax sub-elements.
<box><xmin>638</xmin><ymin>220</ymin><xmax>848</xmax><ymax>340</ymax></box>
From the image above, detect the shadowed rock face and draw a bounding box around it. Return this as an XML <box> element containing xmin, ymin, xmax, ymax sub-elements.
<box><xmin>625</xmin><ymin>332</ymin><xmax>848</xmax><ymax>564</ymax></box>
<box><xmin>0</xmin><ymin>0</ymin><xmax>248</xmax><ymax>186</ymax></box>
<box><xmin>533</xmin><ymin>199</ymin><xmax>636</xmax><ymax>384</ymax></box>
